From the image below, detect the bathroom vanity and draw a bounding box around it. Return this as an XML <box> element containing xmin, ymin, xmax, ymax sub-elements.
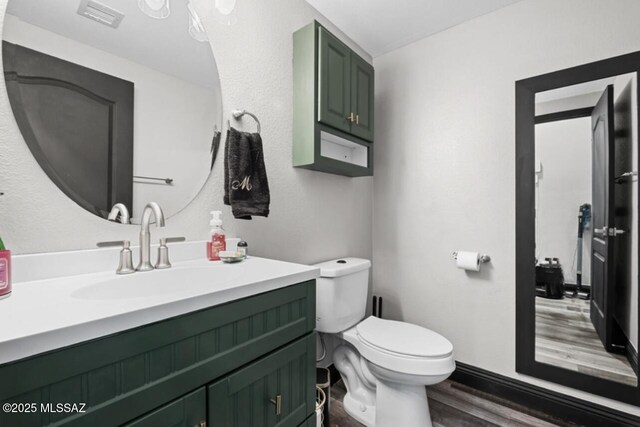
<box><xmin>0</xmin><ymin>250</ymin><xmax>319</xmax><ymax>427</ymax></box>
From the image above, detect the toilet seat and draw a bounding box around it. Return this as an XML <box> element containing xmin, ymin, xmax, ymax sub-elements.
<box><xmin>356</xmin><ymin>316</ymin><xmax>453</xmax><ymax>358</ymax></box>
<box><xmin>339</xmin><ymin>316</ymin><xmax>455</xmax><ymax>377</ymax></box>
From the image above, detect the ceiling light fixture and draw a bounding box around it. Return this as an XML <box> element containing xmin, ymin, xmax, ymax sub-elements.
<box><xmin>138</xmin><ymin>0</ymin><xmax>170</xmax><ymax>19</ymax></box>
<box><xmin>213</xmin><ymin>0</ymin><xmax>237</xmax><ymax>26</ymax></box>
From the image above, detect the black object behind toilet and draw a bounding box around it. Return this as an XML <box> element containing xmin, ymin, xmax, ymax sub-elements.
<box><xmin>372</xmin><ymin>295</ymin><xmax>383</xmax><ymax>318</ymax></box>
<box><xmin>536</xmin><ymin>258</ymin><xmax>565</xmax><ymax>299</ymax></box>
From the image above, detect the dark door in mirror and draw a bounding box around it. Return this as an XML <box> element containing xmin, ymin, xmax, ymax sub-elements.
<box><xmin>590</xmin><ymin>85</ymin><xmax>623</xmax><ymax>352</ymax></box>
<box><xmin>2</xmin><ymin>42</ymin><xmax>134</xmax><ymax>219</ymax></box>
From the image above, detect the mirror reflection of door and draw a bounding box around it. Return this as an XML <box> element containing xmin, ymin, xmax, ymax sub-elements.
<box><xmin>590</xmin><ymin>85</ymin><xmax>621</xmax><ymax>352</ymax></box>
<box><xmin>534</xmin><ymin>74</ymin><xmax>638</xmax><ymax>387</ymax></box>
<box><xmin>2</xmin><ymin>0</ymin><xmax>223</xmax><ymax>223</ymax></box>
<box><xmin>3</xmin><ymin>42</ymin><xmax>134</xmax><ymax>219</ymax></box>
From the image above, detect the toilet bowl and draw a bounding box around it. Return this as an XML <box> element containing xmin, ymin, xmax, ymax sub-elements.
<box><xmin>314</xmin><ymin>258</ymin><xmax>455</xmax><ymax>427</ymax></box>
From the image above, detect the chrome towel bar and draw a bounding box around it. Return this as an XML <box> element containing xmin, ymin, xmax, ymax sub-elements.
<box><xmin>133</xmin><ymin>175</ymin><xmax>174</xmax><ymax>185</ymax></box>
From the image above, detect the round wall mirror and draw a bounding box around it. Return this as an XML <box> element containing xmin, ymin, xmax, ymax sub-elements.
<box><xmin>2</xmin><ymin>0</ymin><xmax>222</xmax><ymax>223</ymax></box>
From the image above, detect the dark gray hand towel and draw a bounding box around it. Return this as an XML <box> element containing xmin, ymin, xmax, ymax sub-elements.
<box><xmin>224</xmin><ymin>127</ymin><xmax>270</xmax><ymax>219</ymax></box>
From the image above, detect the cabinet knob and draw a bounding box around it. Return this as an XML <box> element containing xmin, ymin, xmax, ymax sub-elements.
<box><xmin>269</xmin><ymin>394</ymin><xmax>282</xmax><ymax>415</ymax></box>
<box><xmin>346</xmin><ymin>112</ymin><xmax>355</xmax><ymax>123</ymax></box>
<box><xmin>356</xmin><ymin>114</ymin><xmax>360</xmax><ymax>125</ymax></box>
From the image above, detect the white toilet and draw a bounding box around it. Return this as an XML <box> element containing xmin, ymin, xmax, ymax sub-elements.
<box><xmin>314</xmin><ymin>258</ymin><xmax>455</xmax><ymax>427</ymax></box>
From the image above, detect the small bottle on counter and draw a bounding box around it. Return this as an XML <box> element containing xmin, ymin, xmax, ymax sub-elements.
<box><xmin>237</xmin><ymin>241</ymin><xmax>248</xmax><ymax>258</ymax></box>
<box><xmin>0</xmin><ymin>237</ymin><xmax>11</xmax><ymax>300</ymax></box>
<box><xmin>207</xmin><ymin>211</ymin><xmax>226</xmax><ymax>261</ymax></box>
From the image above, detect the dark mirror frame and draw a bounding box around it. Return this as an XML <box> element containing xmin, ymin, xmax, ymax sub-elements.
<box><xmin>516</xmin><ymin>50</ymin><xmax>640</xmax><ymax>405</ymax></box>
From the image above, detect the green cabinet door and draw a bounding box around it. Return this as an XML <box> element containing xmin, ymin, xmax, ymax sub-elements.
<box><xmin>208</xmin><ymin>334</ymin><xmax>315</xmax><ymax>427</ymax></box>
<box><xmin>318</xmin><ymin>27</ymin><xmax>352</xmax><ymax>133</ymax></box>
<box><xmin>350</xmin><ymin>54</ymin><xmax>374</xmax><ymax>142</ymax></box>
<box><xmin>298</xmin><ymin>413</ymin><xmax>318</xmax><ymax>426</ymax></box>
<box><xmin>125</xmin><ymin>388</ymin><xmax>206</xmax><ymax>427</ymax></box>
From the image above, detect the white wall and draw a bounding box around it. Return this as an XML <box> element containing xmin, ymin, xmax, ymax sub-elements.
<box><xmin>2</xmin><ymin>15</ymin><xmax>219</xmax><ymax>219</ymax></box>
<box><xmin>535</xmin><ymin>117</ymin><xmax>592</xmax><ymax>285</ymax></box>
<box><xmin>0</xmin><ymin>0</ymin><xmax>373</xmax><ymax>265</ymax></box>
<box><xmin>373</xmin><ymin>0</ymin><xmax>640</xmax><ymax>415</ymax></box>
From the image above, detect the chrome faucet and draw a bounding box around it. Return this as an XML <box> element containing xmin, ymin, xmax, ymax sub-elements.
<box><xmin>107</xmin><ymin>203</ymin><xmax>131</xmax><ymax>224</ymax></box>
<box><xmin>137</xmin><ymin>202</ymin><xmax>166</xmax><ymax>271</ymax></box>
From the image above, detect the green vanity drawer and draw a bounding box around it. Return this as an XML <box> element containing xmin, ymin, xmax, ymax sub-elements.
<box><xmin>124</xmin><ymin>388</ymin><xmax>206</xmax><ymax>427</ymax></box>
<box><xmin>208</xmin><ymin>333</ymin><xmax>316</xmax><ymax>427</ymax></box>
<box><xmin>0</xmin><ymin>280</ymin><xmax>315</xmax><ymax>427</ymax></box>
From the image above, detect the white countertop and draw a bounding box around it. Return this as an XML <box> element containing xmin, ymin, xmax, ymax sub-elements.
<box><xmin>0</xmin><ymin>255</ymin><xmax>319</xmax><ymax>365</ymax></box>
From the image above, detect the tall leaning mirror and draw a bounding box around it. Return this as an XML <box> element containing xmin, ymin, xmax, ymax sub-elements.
<box><xmin>516</xmin><ymin>51</ymin><xmax>640</xmax><ymax>404</ymax></box>
<box><xmin>2</xmin><ymin>0</ymin><xmax>222</xmax><ymax>223</ymax></box>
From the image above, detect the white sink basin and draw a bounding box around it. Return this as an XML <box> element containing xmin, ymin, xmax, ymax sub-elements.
<box><xmin>71</xmin><ymin>265</ymin><xmax>243</xmax><ymax>300</ymax></box>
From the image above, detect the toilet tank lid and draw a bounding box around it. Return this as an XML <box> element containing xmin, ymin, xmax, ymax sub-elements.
<box><xmin>313</xmin><ymin>258</ymin><xmax>371</xmax><ymax>278</ymax></box>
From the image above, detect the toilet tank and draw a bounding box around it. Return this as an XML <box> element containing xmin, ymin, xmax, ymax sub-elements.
<box><xmin>313</xmin><ymin>258</ymin><xmax>371</xmax><ymax>333</ymax></box>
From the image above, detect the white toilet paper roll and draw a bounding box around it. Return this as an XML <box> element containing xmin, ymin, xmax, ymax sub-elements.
<box><xmin>456</xmin><ymin>251</ymin><xmax>480</xmax><ymax>271</ymax></box>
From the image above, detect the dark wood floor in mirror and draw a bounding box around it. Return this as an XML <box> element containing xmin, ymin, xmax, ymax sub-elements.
<box><xmin>536</xmin><ymin>296</ymin><xmax>637</xmax><ymax>386</ymax></box>
<box><xmin>329</xmin><ymin>380</ymin><xmax>574</xmax><ymax>427</ymax></box>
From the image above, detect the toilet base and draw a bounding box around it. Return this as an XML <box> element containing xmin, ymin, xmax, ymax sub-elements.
<box><xmin>334</xmin><ymin>342</ymin><xmax>437</xmax><ymax>427</ymax></box>
<box><xmin>343</xmin><ymin>391</ymin><xmax>375</xmax><ymax>427</ymax></box>
<box><xmin>342</xmin><ymin>380</ymin><xmax>433</xmax><ymax>427</ymax></box>
<box><xmin>375</xmin><ymin>380</ymin><xmax>432</xmax><ymax>427</ymax></box>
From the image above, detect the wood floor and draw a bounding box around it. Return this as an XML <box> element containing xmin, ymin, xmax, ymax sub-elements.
<box><xmin>328</xmin><ymin>380</ymin><xmax>575</xmax><ymax>427</ymax></box>
<box><xmin>535</xmin><ymin>296</ymin><xmax>637</xmax><ymax>386</ymax></box>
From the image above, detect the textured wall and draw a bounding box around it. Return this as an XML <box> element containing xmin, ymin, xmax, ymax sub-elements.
<box><xmin>0</xmin><ymin>0</ymin><xmax>373</xmax><ymax>266</ymax></box>
<box><xmin>373</xmin><ymin>0</ymin><xmax>640</xmax><ymax>414</ymax></box>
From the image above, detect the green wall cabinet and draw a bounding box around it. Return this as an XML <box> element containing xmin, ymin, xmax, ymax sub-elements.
<box><xmin>317</xmin><ymin>27</ymin><xmax>352</xmax><ymax>134</ymax></box>
<box><xmin>0</xmin><ymin>281</ymin><xmax>316</xmax><ymax>427</ymax></box>
<box><xmin>318</xmin><ymin>27</ymin><xmax>374</xmax><ymax>142</ymax></box>
<box><xmin>349</xmin><ymin>53</ymin><xmax>375</xmax><ymax>142</ymax></box>
<box><xmin>294</xmin><ymin>21</ymin><xmax>374</xmax><ymax>177</ymax></box>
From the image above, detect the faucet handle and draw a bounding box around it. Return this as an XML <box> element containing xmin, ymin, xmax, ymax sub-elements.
<box><xmin>97</xmin><ymin>240</ymin><xmax>130</xmax><ymax>248</ymax></box>
<box><xmin>97</xmin><ymin>240</ymin><xmax>135</xmax><ymax>275</ymax></box>
<box><xmin>155</xmin><ymin>237</ymin><xmax>185</xmax><ymax>269</ymax></box>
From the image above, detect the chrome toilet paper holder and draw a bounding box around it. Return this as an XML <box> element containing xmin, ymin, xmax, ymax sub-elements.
<box><xmin>452</xmin><ymin>252</ymin><xmax>491</xmax><ymax>263</ymax></box>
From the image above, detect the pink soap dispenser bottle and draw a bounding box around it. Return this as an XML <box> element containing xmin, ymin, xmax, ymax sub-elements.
<box><xmin>0</xmin><ymin>237</ymin><xmax>11</xmax><ymax>299</ymax></box>
<box><xmin>207</xmin><ymin>211</ymin><xmax>226</xmax><ymax>261</ymax></box>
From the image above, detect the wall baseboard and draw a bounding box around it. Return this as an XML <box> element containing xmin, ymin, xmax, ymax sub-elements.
<box><xmin>627</xmin><ymin>342</ymin><xmax>639</xmax><ymax>376</ymax></box>
<box><xmin>563</xmin><ymin>282</ymin><xmax>591</xmax><ymax>293</ymax></box>
<box><xmin>451</xmin><ymin>362</ymin><xmax>640</xmax><ymax>427</ymax></box>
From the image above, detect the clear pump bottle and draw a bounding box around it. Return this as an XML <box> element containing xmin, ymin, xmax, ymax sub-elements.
<box><xmin>207</xmin><ymin>211</ymin><xmax>226</xmax><ymax>261</ymax></box>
